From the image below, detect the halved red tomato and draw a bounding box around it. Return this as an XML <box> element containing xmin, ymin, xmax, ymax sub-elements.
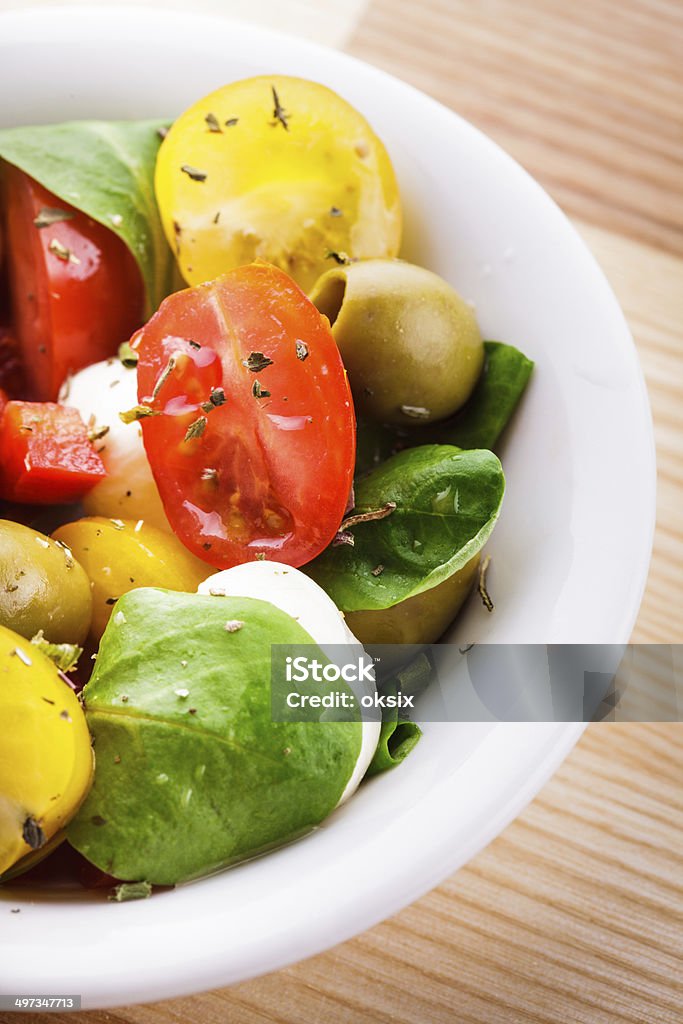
<box><xmin>2</xmin><ymin>164</ymin><xmax>145</xmax><ymax>401</ymax></box>
<box><xmin>0</xmin><ymin>324</ymin><xmax>26</xmax><ymax>397</ymax></box>
<box><xmin>135</xmin><ymin>262</ymin><xmax>355</xmax><ymax>568</ymax></box>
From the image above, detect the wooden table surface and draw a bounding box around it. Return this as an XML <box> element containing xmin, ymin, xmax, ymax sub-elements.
<box><xmin>18</xmin><ymin>1</ymin><xmax>682</xmax><ymax>1022</ymax></box>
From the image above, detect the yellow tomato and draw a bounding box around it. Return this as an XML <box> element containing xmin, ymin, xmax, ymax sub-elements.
<box><xmin>52</xmin><ymin>518</ymin><xmax>211</xmax><ymax>645</ymax></box>
<box><xmin>155</xmin><ymin>75</ymin><xmax>402</xmax><ymax>293</ymax></box>
<box><xmin>0</xmin><ymin>625</ymin><xmax>93</xmax><ymax>876</ymax></box>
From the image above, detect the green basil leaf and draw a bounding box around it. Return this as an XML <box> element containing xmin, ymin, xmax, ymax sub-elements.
<box><xmin>365</xmin><ymin>654</ymin><xmax>430</xmax><ymax>776</ymax></box>
<box><xmin>354</xmin><ymin>342</ymin><xmax>533</xmax><ymax>476</ymax></box>
<box><xmin>365</xmin><ymin>720</ymin><xmax>422</xmax><ymax>777</ymax></box>
<box><xmin>68</xmin><ymin>588</ymin><xmax>362</xmax><ymax>886</ymax></box>
<box><xmin>355</xmin><ymin>417</ymin><xmax>409</xmax><ymax>479</ymax></box>
<box><xmin>308</xmin><ymin>444</ymin><xmax>504</xmax><ymax>611</ymax></box>
<box><xmin>29</xmin><ymin>630</ymin><xmax>82</xmax><ymax>673</ymax></box>
<box><xmin>109</xmin><ymin>880</ymin><xmax>153</xmax><ymax>902</ymax></box>
<box><xmin>0</xmin><ymin>120</ymin><xmax>174</xmax><ymax>312</ymax></box>
<box><xmin>384</xmin><ymin>650</ymin><xmax>435</xmax><ymax>697</ymax></box>
<box><xmin>432</xmin><ymin>340</ymin><xmax>534</xmax><ymax>451</ymax></box>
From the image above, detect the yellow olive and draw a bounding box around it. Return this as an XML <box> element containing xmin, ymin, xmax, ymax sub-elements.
<box><xmin>345</xmin><ymin>555</ymin><xmax>480</xmax><ymax>650</ymax></box>
<box><xmin>52</xmin><ymin>517</ymin><xmax>211</xmax><ymax>645</ymax></box>
<box><xmin>0</xmin><ymin>625</ymin><xmax>93</xmax><ymax>876</ymax></box>
<box><xmin>310</xmin><ymin>259</ymin><xmax>484</xmax><ymax>425</ymax></box>
<box><xmin>0</xmin><ymin>520</ymin><xmax>92</xmax><ymax>644</ymax></box>
<box><xmin>155</xmin><ymin>75</ymin><xmax>401</xmax><ymax>293</ymax></box>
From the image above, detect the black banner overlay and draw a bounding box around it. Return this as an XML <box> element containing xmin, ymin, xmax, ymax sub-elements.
<box><xmin>271</xmin><ymin>644</ymin><xmax>683</xmax><ymax>723</ymax></box>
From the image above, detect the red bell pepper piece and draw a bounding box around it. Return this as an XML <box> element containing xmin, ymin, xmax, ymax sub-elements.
<box><xmin>0</xmin><ymin>401</ymin><xmax>106</xmax><ymax>504</ymax></box>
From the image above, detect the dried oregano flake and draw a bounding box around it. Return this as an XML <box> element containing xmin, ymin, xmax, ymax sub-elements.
<box><xmin>204</xmin><ymin>112</ymin><xmax>222</xmax><ymax>133</ymax></box>
<box><xmin>184</xmin><ymin>416</ymin><xmax>208</xmax><ymax>442</ymax></box>
<box><xmin>119</xmin><ymin>405</ymin><xmax>160</xmax><ymax>425</ymax></box>
<box><xmin>34</xmin><ymin>207</ymin><xmax>75</xmax><ymax>229</ymax></box>
<box><xmin>243</xmin><ymin>352</ymin><xmax>273</xmax><ymax>373</ymax></box>
<box><xmin>109</xmin><ymin>881</ymin><xmax>153</xmax><ymax>903</ymax></box>
<box><xmin>180</xmin><ymin>164</ymin><xmax>207</xmax><ymax>182</ymax></box>
<box><xmin>478</xmin><ymin>555</ymin><xmax>494</xmax><ymax>612</ymax></box>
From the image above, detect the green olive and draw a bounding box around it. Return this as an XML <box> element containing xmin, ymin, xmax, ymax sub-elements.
<box><xmin>345</xmin><ymin>555</ymin><xmax>480</xmax><ymax>655</ymax></box>
<box><xmin>0</xmin><ymin>520</ymin><xmax>92</xmax><ymax>644</ymax></box>
<box><xmin>52</xmin><ymin>517</ymin><xmax>210</xmax><ymax>646</ymax></box>
<box><xmin>310</xmin><ymin>259</ymin><xmax>484</xmax><ymax>426</ymax></box>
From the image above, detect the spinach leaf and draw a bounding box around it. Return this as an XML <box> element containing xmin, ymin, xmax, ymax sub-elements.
<box><xmin>355</xmin><ymin>417</ymin><xmax>409</xmax><ymax>478</ymax></box>
<box><xmin>382</xmin><ymin>650</ymin><xmax>435</xmax><ymax>696</ymax></box>
<box><xmin>431</xmin><ymin>340</ymin><xmax>534</xmax><ymax>451</ymax></box>
<box><xmin>365</xmin><ymin>652</ymin><xmax>432</xmax><ymax>776</ymax></box>
<box><xmin>68</xmin><ymin>588</ymin><xmax>362</xmax><ymax>886</ymax></box>
<box><xmin>308</xmin><ymin>444</ymin><xmax>504</xmax><ymax>611</ymax></box>
<box><xmin>366</xmin><ymin>719</ymin><xmax>422</xmax><ymax>777</ymax></box>
<box><xmin>354</xmin><ymin>342</ymin><xmax>533</xmax><ymax>476</ymax></box>
<box><xmin>0</xmin><ymin>120</ymin><xmax>174</xmax><ymax>312</ymax></box>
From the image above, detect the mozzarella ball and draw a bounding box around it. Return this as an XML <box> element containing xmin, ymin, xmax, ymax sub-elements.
<box><xmin>62</xmin><ymin>359</ymin><xmax>170</xmax><ymax>531</ymax></box>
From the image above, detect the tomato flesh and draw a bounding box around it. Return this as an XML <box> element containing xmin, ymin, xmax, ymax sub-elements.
<box><xmin>2</xmin><ymin>165</ymin><xmax>145</xmax><ymax>400</ymax></box>
<box><xmin>0</xmin><ymin>401</ymin><xmax>106</xmax><ymax>504</ymax></box>
<box><xmin>0</xmin><ymin>324</ymin><xmax>26</xmax><ymax>397</ymax></box>
<box><xmin>136</xmin><ymin>263</ymin><xmax>355</xmax><ymax>567</ymax></box>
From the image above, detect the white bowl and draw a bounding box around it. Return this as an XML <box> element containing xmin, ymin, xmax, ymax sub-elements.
<box><xmin>0</xmin><ymin>6</ymin><xmax>654</xmax><ymax>1008</ymax></box>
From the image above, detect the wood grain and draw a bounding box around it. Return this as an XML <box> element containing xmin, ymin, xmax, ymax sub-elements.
<box><xmin>11</xmin><ymin>2</ymin><xmax>683</xmax><ymax>1022</ymax></box>
<box><xmin>19</xmin><ymin>725</ymin><xmax>683</xmax><ymax>1024</ymax></box>
<box><xmin>348</xmin><ymin>0</ymin><xmax>683</xmax><ymax>259</ymax></box>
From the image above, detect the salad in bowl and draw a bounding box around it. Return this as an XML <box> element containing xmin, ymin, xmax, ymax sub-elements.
<box><xmin>0</xmin><ymin>75</ymin><xmax>532</xmax><ymax>895</ymax></box>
